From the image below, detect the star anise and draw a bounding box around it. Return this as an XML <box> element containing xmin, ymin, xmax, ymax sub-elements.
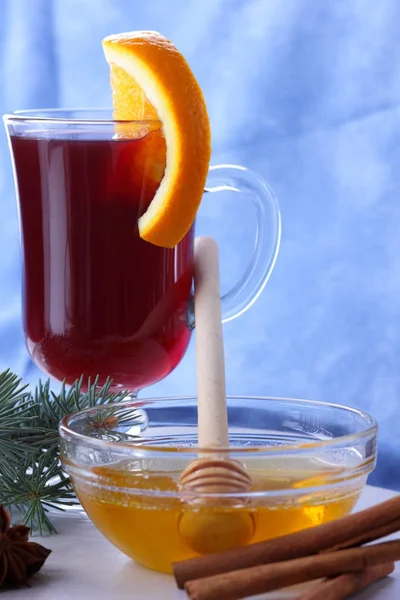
<box><xmin>0</xmin><ymin>504</ymin><xmax>51</xmax><ymax>588</ymax></box>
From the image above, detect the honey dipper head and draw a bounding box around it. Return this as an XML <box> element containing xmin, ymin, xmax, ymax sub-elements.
<box><xmin>177</xmin><ymin>457</ymin><xmax>255</xmax><ymax>554</ymax></box>
<box><xmin>178</xmin><ymin>457</ymin><xmax>252</xmax><ymax>494</ymax></box>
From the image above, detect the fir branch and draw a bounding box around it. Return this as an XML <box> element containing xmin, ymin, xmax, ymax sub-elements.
<box><xmin>0</xmin><ymin>370</ymin><xmax>37</xmax><ymax>459</ymax></box>
<box><xmin>0</xmin><ymin>370</ymin><xmax>130</xmax><ymax>535</ymax></box>
<box><xmin>0</xmin><ymin>452</ymin><xmax>76</xmax><ymax>534</ymax></box>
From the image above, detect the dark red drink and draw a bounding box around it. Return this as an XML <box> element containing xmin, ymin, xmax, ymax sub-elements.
<box><xmin>10</xmin><ymin>128</ymin><xmax>194</xmax><ymax>391</ymax></box>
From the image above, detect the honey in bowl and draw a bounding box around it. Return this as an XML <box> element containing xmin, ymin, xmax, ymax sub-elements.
<box><xmin>72</xmin><ymin>456</ymin><xmax>362</xmax><ymax>574</ymax></box>
<box><xmin>60</xmin><ymin>396</ymin><xmax>377</xmax><ymax>574</ymax></box>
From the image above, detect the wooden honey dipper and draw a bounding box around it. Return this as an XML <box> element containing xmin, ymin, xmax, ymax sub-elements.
<box><xmin>178</xmin><ymin>236</ymin><xmax>255</xmax><ymax>555</ymax></box>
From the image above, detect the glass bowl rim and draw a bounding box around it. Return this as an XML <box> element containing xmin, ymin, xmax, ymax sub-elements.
<box><xmin>3</xmin><ymin>107</ymin><xmax>161</xmax><ymax>126</ymax></box>
<box><xmin>59</xmin><ymin>395</ymin><xmax>378</xmax><ymax>456</ymax></box>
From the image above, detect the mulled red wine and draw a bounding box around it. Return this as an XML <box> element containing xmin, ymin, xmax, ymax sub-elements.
<box><xmin>10</xmin><ymin>129</ymin><xmax>194</xmax><ymax>391</ymax></box>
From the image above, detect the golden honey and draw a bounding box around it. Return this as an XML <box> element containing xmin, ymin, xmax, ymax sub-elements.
<box><xmin>73</xmin><ymin>458</ymin><xmax>362</xmax><ymax>574</ymax></box>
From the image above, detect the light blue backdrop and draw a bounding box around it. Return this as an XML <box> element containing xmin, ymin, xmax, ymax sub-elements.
<box><xmin>1</xmin><ymin>0</ymin><xmax>399</xmax><ymax>489</ymax></box>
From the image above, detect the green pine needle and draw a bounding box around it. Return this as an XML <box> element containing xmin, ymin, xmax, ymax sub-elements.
<box><xmin>0</xmin><ymin>370</ymin><xmax>129</xmax><ymax>535</ymax></box>
<box><xmin>0</xmin><ymin>370</ymin><xmax>37</xmax><ymax>459</ymax></box>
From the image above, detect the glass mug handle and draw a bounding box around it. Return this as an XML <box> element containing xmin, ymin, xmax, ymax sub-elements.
<box><xmin>195</xmin><ymin>164</ymin><xmax>281</xmax><ymax>324</ymax></box>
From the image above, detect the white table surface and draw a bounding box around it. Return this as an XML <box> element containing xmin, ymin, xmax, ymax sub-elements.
<box><xmin>4</xmin><ymin>485</ymin><xmax>399</xmax><ymax>600</ymax></box>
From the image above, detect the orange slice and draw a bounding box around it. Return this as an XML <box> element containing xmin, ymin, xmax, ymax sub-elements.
<box><xmin>102</xmin><ymin>31</ymin><xmax>212</xmax><ymax>248</ymax></box>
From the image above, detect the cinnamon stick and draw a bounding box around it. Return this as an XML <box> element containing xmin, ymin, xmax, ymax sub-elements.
<box><xmin>297</xmin><ymin>562</ymin><xmax>395</xmax><ymax>600</ymax></box>
<box><xmin>184</xmin><ymin>540</ymin><xmax>400</xmax><ymax>600</ymax></box>
<box><xmin>324</xmin><ymin>517</ymin><xmax>400</xmax><ymax>553</ymax></box>
<box><xmin>173</xmin><ymin>494</ymin><xmax>400</xmax><ymax>588</ymax></box>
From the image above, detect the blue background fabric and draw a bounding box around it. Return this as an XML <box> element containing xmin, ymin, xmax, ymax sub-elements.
<box><xmin>0</xmin><ymin>0</ymin><xmax>399</xmax><ymax>489</ymax></box>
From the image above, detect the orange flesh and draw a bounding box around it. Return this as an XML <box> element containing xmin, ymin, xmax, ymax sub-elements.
<box><xmin>103</xmin><ymin>31</ymin><xmax>212</xmax><ymax>248</ymax></box>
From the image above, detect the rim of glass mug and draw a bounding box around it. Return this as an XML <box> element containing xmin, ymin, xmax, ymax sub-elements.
<box><xmin>4</xmin><ymin>108</ymin><xmax>282</xmax><ymax>324</ymax></box>
<box><xmin>4</xmin><ymin>107</ymin><xmax>161</xmax><ymax>124</ymax></box>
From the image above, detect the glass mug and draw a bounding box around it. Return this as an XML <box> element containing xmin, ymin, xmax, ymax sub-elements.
<box><xmin>4</xmin><ymin>109</ymin><xmax>281</xmax><ymax>395</ymax></box>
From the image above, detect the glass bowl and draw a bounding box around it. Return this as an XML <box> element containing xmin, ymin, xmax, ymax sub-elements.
<box><xmin>59</xmin><ymin>396</ymin><xmax>377</xmax><ymax>574</ymax></box>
